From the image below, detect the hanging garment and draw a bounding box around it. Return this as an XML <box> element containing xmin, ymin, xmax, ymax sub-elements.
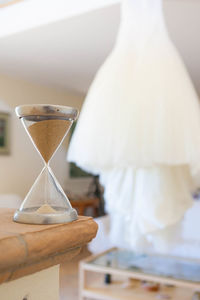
<box><xmin>68</xmin><ymin>0</ymin><xmax>200</xmax><ymax>251</ymax></box>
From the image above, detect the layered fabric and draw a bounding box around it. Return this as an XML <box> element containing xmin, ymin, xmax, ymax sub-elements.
<box><xmin>67</xmin><ymin>0</ymin><xmax>200</xmax><ymax>251</ymax></box>
<box><xmin>100</xmin><ymin>165</ymin><xmax>194</xmax><ymax>251</ymax></box>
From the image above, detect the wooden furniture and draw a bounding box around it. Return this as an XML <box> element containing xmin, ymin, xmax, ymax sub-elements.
<box><xmin>0</xmin><ymin>208</ymin><xmax>97</xmax><ymax>300</ymax></box>
<box><xmin>79</xmin><ymin>248</ymin><xmax>200</xmax><ymax>300</ymax></box>
<box><xmin>70</xmin><ymin>195</ymin><xmax>100</xmax><ymax>216</ymax></box>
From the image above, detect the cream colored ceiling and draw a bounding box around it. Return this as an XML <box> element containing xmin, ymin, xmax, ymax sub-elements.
<box><xmin>0</xmin><ymin>0</ymin><xmax>199</xmax><ymax>94</ymax></box>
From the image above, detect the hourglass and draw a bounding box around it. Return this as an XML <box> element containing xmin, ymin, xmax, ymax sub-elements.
<box><xmin>14</xmin><ymin>104</ymin><xmax>78</xmax><ymax>224</ymax></box>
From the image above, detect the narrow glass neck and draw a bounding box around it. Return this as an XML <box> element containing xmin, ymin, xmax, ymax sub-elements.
<box><xmin>44</xmin><ymin>161</ymin><xmax>50</xmax><ymax>167</ymax></box>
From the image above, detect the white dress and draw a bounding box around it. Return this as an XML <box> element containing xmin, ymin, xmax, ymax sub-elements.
<box><xmin>68</xmin><ymin>0</ymin><xmax>200</xmax><ymax>251</ymax></box>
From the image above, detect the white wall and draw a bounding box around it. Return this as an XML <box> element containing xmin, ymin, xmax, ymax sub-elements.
<box><xmin>0</xmin><ymin>74</ymin><xmax>84</xmax><ymax>198</ymax></box>
<box><xmin>0</xmin><ymin>266</ymin><xmax>59</xmax><ymax>300</ymax></box>
<box><xmin>164</xmin><ymin>0</ymin><xmax>200</xmax><ymax>96</ymax></box>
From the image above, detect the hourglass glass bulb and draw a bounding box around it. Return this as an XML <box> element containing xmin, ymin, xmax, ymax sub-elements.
<box><xmin>14</xmin><ymin>104</ymin><xmax>78</xmax><ymax>224</ymax></box>
<box><xmin>26</xmin><ymin>118</ymin><xmax>72</xmax><ymax>163</ymax></box>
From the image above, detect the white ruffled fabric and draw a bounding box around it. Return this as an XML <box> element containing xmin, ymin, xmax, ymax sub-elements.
<box><xmin>100</xmin><ymin>165</ymin><xmax>194</xmax><ymax>252</ymax></box>
<box><xmin>89</xmin><ymin>201</ymin><xmax>200</xmax><ymax>259</ymax></box>
<box><xmin>68</xmin><ymin>0</ymin><xmax>200</xmax><ymax>251</ymax></box>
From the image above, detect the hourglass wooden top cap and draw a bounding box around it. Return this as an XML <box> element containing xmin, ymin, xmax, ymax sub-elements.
<box><xmin>15</xmin><ymin>104</ymin><xmax>78</xmax><ymax>121</ymax></box>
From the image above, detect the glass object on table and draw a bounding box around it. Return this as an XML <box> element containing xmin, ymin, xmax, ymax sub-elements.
<box><xmin>14</xmin><ymin>104</ymin><xmax>78</xmax><ymax>224</ymax></box>
<box><xmin>89</xmin><ymin>248</ymin><xmax>200</xmax><ymax>283</ymax></box>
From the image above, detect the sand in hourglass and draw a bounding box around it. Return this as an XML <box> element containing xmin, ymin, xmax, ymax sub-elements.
<box><xmin>28</xmin><ymin>119</ymin><xmax>71</xmax><ymax>214</ymax></box>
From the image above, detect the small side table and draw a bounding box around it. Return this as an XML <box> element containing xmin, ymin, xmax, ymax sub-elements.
<box><xmin>79</xmin><ymin>248</ymin><xmax>200</xmax><ymax>300</ymax></box>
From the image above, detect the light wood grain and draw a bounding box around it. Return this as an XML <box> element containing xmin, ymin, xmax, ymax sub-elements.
<box><xmin>0</xmin><ymin>208</ymin><xmax>98</xmax><ymax>283</ymax></box>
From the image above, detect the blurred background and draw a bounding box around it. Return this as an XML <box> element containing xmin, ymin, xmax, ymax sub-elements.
<box><xmin>0</xmin><ymin>1</ymin><xmax>200</xmax><ymax>299</ymax></box>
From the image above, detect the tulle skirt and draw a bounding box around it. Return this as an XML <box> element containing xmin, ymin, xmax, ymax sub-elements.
<box><xmin>68</xmin><ymin>37</ymin><xmax>200</xmax><ymax>179</ymax></box>
<box><xmin>68</xmin><ymin>26</ymin><xmax>200</xmax><ymax>250</ymax></box>
<box><xmin>100</xmin><ymin>165</ymin><xmax>194</xmax><ymax>251</ymax></box>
